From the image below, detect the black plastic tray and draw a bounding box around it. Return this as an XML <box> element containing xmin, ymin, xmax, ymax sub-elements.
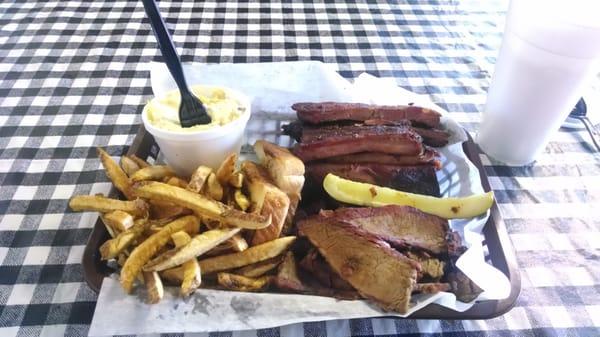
<box><xmin>82</xmin><ymin>124</ymin><xmax>521</xmax><ymax>319</ymax></box>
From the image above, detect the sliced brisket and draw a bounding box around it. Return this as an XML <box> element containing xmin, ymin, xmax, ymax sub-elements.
<box><xmin>318</xmin><ymin>205</ymin><xmax>452</xmax><ymax>255</ymax></box>
<box><xmin>292</xmin><ymin>102</ymin><xmax>441</xmax><ymax>128</ymax></box>
<box><xmin>298</xmin><ymin>218</ymin><xmax>419</xmax><ymax>313</ymax></box>
<box><xmin>299</xmin><ymin>249</ymin><xmax>354</xmax><ymax>291</ymax></box>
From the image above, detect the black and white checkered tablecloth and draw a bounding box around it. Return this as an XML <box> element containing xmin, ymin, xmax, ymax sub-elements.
<box><xmin>1</xmin><ymin>0</ymin><xmax>599</xmax><ymax>336</ymax></box>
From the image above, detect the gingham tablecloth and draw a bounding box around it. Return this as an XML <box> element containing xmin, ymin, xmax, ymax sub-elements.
<box><xmin>1</xmin><ymin>0</ymin><xmax>599</xmax><ymax>336</ymax></box>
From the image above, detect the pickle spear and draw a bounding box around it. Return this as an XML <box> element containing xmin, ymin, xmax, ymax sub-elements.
<box><xmin>323</xmin><ymin>173</ymin><xmax>494</xmax><ymax>219</ymax></box>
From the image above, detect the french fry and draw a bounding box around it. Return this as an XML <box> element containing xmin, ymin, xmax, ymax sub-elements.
<box><xmin>171</xmin><ymin>231</ymin><xmax>192</xmax><ymax>247</ymax></box>
<box><xmin>69</xmin><ymin>195</ymin><xmax>148</xmax><ymax>217</ymax></box>
<box><xmin>323</xmin><ymin>173</ymin><xmax>495</xmax><ymax>219</ymax></box>
<box><xmin>120</xmin><ymin>156</ymin><xmax>141</xmax><ymax>176</ymax></box>
<box><xmin>166</xmin><ymin>176</ymin><xmax>188</xmax><ymax>189</ymax></box>
<box><xmin>170</xmin><ymin>231</ymin><xmax>201</xmax><ymax>296</ymax></box>
<box><xmin>144</xmin><ymin>227</ymin><xmax>241</xmax><ymax>271</ymax></box>
<box><xmin>187</xmin><ymin>166</ymin><xmax>212</xmax><ymax>193</ymax></box>
<box><xmin>149</xmin><ymin>199</ymin><xmax>188</xmax><ymax>220</ymax></box>
<box><xmin>143</xmin><ymin>271</ymin><xmax>164</xmax><ymax>304</ymax></box>
<box><xmin>100</xmin><ymin>218</ymin><xmax>149</xmax><ymax>260</ymax></box>
<box><xmin>134</xmin><ymin>182</ymin><xmax>271</xmax><ymax>229</ymax></box>
<box><xmin>117</xmin><ymin>253</ymin><xmax>128</xmax><ymax>267</ymax></box>
<box><xmin>181</xmin><ymin>259</ymin><xmax>202</xmax><ymax>297</ymax></box>
<box><xmin>228</xmin><ymin>171</ymin><xmax>243</xmax><ymax>188</ymax></box>
<box><xmin>131</xmin><ymin>165</ymin><xmax>175</xmax><ymax>182</ymax></box>
<box><xmin>199</xmin><ymin>236</ymin><xmax>296</xmax><ymax>274</ymax></box>
<box><xmin>127</xmin><ymin>154</ymin><xmax>150</xmax><ymax>168</ymax></box>
<box><xmin>97</xmin><ymin>148</ymin><xmax>134</xmax><ymax>199</ymax></box>
<box><xmin>228</xmin><ymin>234</ymin><xmax>248</xmax><ymax>252</ymax></box>
<box><xmin>206</xmin><ymin>173</ymin><xmax>224</xmax><ymax>201</ymax></box>
<box><xmin>234</xmin><ymin>256</ymin><xmax>283</xmax><ymax>278</ymax></box>
<box><xmin>120</xmin><ymin>215</ymin><xmax>199</xmax><ymax>293</ymax></box>
<box><xmin>216</xmin><ymin>153</ymin><xmax>237</xmax><ymax>185</ymax></box>
<box><xmin>234</xmin><ymin>189</ymin><xmax>250</xmax><ymax>211</ymax></box>
<box><xmin>217</xmin><ymin>272</ymin><xmax>271</xmax><ymax>292</ymax></box>
<box><xmin>160</xmin><ymin>265</ymin><xmax>185</xmax><ymax>285</ymax></box>
<box><xmin>101</xmin><ymin>210</ymin><xmax>134</xmax><ymax>233</ymax></box>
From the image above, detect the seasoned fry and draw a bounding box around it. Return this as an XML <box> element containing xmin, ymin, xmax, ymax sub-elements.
<box><xmin>149</xmin><ymin>199</ymin><xmax>188</xmax><ymax>220</ymax></box>
<box><xmin>199</xmin><ymin>236</ymin><xmax>296</xmax><ymax>274</ymax></box>
<box><xmin>169</xmin><ymin>231</ymin><xmax>202</xmax><ymax>296</ymax></box>
<box><xmin>100</xmin><ymin>218</ymin><xmax>148</xmax><ymax>260</ymax></box>
<box><xmin>166</xmin><ymin>176</ymin><xmax>188</xmax><ymax>189</ymax></box>
<box><xmin>101</xmin><ymin>210</ymin><xmax>134</xmax><ymax>233</ymax></box>
<box><xmin>228</xmin><ymin>171</ymin><xmax>243</xmax><ymax>188</ymax></box>
<box><xmin>171</xmin><ymin>231</ymin><xmax>192</xmax><ymax>247</ymax></box>
<box><xmin>206</xmin><ymin>173</ymin><xmax>224</xmax><ymax>201</ymax></box>
<box><xmin>181</xmin><ymin>259</ymin><xmax>202</xmax><ymax>297</ymax></box>
<box><xmin>120</xmin><ymin>215</ymin><xmax>199</xmax><ymax>293</ymax></box>
<box><xmin>97</xmin><ymin>148</ymin><xmax>134</xmax><ymax>199</ymax></box>
<box><xmin>187</xmin><ymin>166</ymin><xmax>212</xmax><ymax>193</ymax></box>
<box><xmin>160</xmin><ymin>265</ymin><xmax>184</xmax><ymax>285</ymax></box>
<box><xmin>117</xmin><ymin>253</ymin><xmax>128</xmax><ymax>267</ymax></box>
<box><xmin>134</xmin><ymin>182</ymin><xmax>271</xmax><ymax>229</ymax></box>
<box><xmin>143</xmin><ymin>271</ymin><xmax>164</xmax><ymax>304</ymax></box>
<box><xmin>216</xmin><ymin>153</ymin><xmax>237</xmax><ymax>185</ymax></box>
<box><xmin>127</xmin><ymin>154</ymin><xmax>150</xmax><ymax>168</ymax></box>
<box><xmin>69</xmin><ymin>195</ymin><xmax>148</xmax><ymax>217</ymax></box>
<box><xmin>131</xmin><ymin>165</ymin><xmax>176</xmax><ymax>182</ymax></box>
<box><xmin>217</xmin><ymin>272</ymin><xmax>271</xmax><ymax>292</ymax></box>
<box><xmin>234</xmin><ymin>256</ymin><xmax>283</xmax><ymax>278</ymax></box>
<box><xmin>323</xmin><ymin>173</ymin><xmax>495</xmax><ymax>219</ymax></box>
<box><xmin>228</xmin><ymin>234</ymin><xmax>248</xmax><ymax>252</ymax></box>
<box><xmin>120</xmin><ymin>156</ymin><xmax>141</xmax><ymax>176</ymax></box>
<box><xmin>144</xmin><ymin>227</ymin><xmax>241</xmax><ymax>271</ymax></box>
<box><xmin>234</xmin><ymin>189</ymin><xmax>250</xmax><ymax>211</ymax></box>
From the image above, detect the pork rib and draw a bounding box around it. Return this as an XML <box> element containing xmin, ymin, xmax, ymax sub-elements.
<box><xmin>291</xmin><ymin>125</ymin><xmax>423</xmax><ymax>162</ymax></box>
<box><xmin>298</xmin><ymin>218</ymin><xmax>419</xmax><ymax>313</ymax></box>
<box><xmin>292</xmin><ymin>102</ymin><xmax>441</xmax><ymax>128</ymax></box>
<box><xmin>306</xmin><ymin>163</ymin><xmax>440</xmax><ymax>197</ymax></box>
<box><xmin>317</xmin><ymin>205</ymin><xmax>452</xmax><ymax>255</ymax></box>
<box><xmin>323</xmin><ymin>148</ymin><xmax>441</xmax><ymax>169</ymax></box>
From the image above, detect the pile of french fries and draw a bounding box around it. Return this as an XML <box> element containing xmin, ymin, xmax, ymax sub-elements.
<box><xmin>70</xmin><ymin>142</ymin><xmax>304</xmax><ymax>303</ymax></box>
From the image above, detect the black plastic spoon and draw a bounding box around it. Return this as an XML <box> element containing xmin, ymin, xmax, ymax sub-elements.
<box><xmin>141</xmin><ymin>0</ymin><xmax>211</xmax><ymax>127</ymax></box>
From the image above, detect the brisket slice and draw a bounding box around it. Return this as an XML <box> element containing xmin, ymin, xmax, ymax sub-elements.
<box><xmin>292</xmin><ymin>102</ymin><xmax>441</xmax><ymax>128</ymax></box>
<box><xmin>291</xmin><ymin>125</ymin><xmax>423</xmax><ymax>162</ymax></box>
<box><xmin>414</xmin><ymin>283</ymin><xmax>451</xmax><ymax>294</ymax></box>
<box><xmin>273</xmin><ymin>251</ymin><xmax>306</xmax><ymax>292</ymax></box>
<box><xmin>323</xmin><ymin>148</ymin><xmax>441</xmax><ymax>170</ymax></box>
<box><xmin>406</xmin><ymin>251</ymin><xmax>446</xmax><ymax>280</ymax></box>
<box><xmin>298</xmin><ymin>218</ymin><xmax>419</xmax><ymax>313</ymax></box>
<box><xmin>318</xmin><ymin>206</ymin><xmax>452</xmax><ymax>255</ymax></box>
<box><xmin>299</xmin><ymin>249</ymin><xmax>354</xmax><ymax>291</ymax></box>
<box><xmin>306</xmin><ymin>163</ymin><xmax>440</xmax><ymax>197</ymax></box>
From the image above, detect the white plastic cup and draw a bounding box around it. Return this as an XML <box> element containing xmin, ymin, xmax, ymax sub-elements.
<box><xmin>477</xmin><ymin>0</ymin><xmax>600</xmax><ymax>165</ymax></box>
<box><xmin>142</xmin><ymin>86</ymin><xmax>251</xmax><ymax>177</ymax></box>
